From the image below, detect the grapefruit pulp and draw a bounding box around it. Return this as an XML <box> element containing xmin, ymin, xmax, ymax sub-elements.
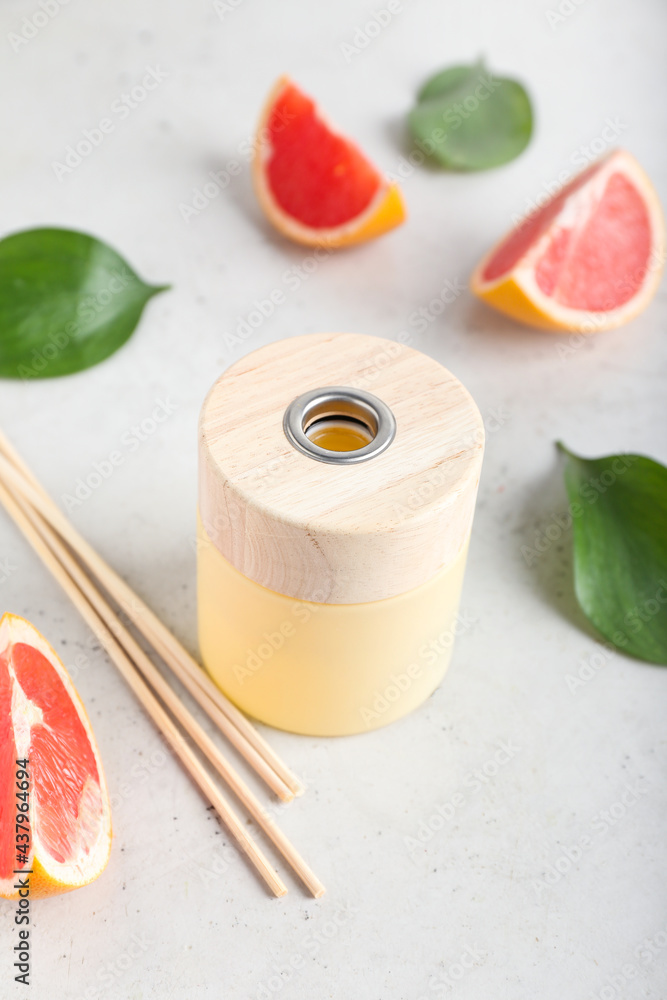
<box><xmin>471</xmin><ymin>149</ymin><xmax>665</xmax><ymax>332</ymax></box>
<box><xmin>253</xmin><ymin>77</ymin><xmax>406</xmax><ymax>247</ymax></box>
<box><xmin>0</xmin><ymin>614</ymin><xmax>111</xmax><ymax>898</ymax></box>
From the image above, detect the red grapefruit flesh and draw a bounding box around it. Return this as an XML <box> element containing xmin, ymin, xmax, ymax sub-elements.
<box><xmin>471</xmin><ymin>149</ymin><xmax>665</xmax><ymax>332</ymax></box>
<box><xmin>0</xmin><ymin>614</ymin><xmax>111</xmax><ymax>898</ymax></box>
<box><xmin>253</xmin><ymin>77</ymin><xmax>406</xmax><ymax>247</ymax></box>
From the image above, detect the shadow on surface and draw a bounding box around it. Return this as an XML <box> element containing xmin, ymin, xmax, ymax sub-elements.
<box><xmin>515</xmin><ymin>458</ymin><xmax>600</xmax><ymax>643</ymax></box>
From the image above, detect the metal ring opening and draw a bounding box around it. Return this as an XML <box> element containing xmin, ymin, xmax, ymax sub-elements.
<box><xmin>283</xmin><ymin>386</ymin><xmax>396</xmax><ymax>465</ymax></box>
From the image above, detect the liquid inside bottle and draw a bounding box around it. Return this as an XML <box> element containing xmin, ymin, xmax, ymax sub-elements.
<box><xmin>305</xmin><ymin>417</ymin><xmax>374</xmax><ymax>452</ymax></box>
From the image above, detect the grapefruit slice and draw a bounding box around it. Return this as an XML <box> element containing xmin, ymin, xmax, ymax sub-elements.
<box><xmin>253</xmin><ymin>76</ymin><xmax>406</xmax><ymax>248</ymax></box>
<box><xmin>0</xmin><ymin>614</ymin><xmax>111</xmax><ymax>898</ymax></box>
<box><xmin>471</xmin><ymin>149</ymin><xmax>665</xmax><ymax>333</ymax></box>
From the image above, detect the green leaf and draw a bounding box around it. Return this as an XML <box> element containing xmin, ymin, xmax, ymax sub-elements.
<box><xmin>0</xmin><ymin>228</ymin><xmax>169</xmax><ymax>378</ymax></box>
<box><xmin>558</xmin><ymin>443</ymin><xmax>667</xmax><ymax>664</ymax></box>
<box><xmin>408</xmin><ymin>59</ymin><xmax>533</xmax><ymax>170</ymax></box>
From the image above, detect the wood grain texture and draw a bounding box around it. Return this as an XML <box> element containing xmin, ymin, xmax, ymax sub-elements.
<box><xmin>199</xmin><ymin>333</ymin><xmax>484</xmax><ymax>603</ymax></box>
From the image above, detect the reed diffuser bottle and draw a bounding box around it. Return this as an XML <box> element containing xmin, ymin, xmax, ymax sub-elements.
<box><xmin>197</xmin><ymin>333</ymin><xmax>484</xmax><ymax>736</ymax></box>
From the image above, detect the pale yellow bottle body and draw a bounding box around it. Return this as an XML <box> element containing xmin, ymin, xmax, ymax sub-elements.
<box><xmin>197</xmin><ymin>514</ymin><xmax>470</xmax><ymax>736</ymax></box>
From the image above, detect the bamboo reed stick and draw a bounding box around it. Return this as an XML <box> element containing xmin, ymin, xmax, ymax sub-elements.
<box><xmin>0</xmin><ymin>434</ymin><xmax>304</xmax><ymax>800</ymax></box>
<box><xmin>0</xmin><ymin>478</ymin><xmax>287</xmax><ymax>898</ymax></box>
<box><xmin>16</xmin><ymin>494</ymin><xmax>325</xmax><ymax>898</ymax></box>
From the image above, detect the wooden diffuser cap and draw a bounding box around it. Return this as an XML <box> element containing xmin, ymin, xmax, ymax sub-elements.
<box><xmin>199</xmin><ymin>333</ymin><xmax>484</xmax><ymax>604</ymax></box>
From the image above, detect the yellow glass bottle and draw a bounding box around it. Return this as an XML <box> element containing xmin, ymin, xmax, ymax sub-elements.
<box><xmin>198</xmin><ymin>333</ymin><xmax>484</xmax><ymax>736</ymax></box>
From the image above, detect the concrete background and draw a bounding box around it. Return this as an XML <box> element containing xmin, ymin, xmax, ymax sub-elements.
<box><xmin>0</xmin><ymin>0</ymin><xmax>666</xmax><ymax>997</ymax></box>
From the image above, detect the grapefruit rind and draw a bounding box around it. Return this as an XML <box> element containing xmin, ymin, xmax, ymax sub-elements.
<box><xmin>471</xmin><ymin>150</ymin><xmax>666</xmax><ymax>333</ymax></box>
<box><xmin>252</xmin><ymin>76</ymin><xmax>406</xmax><ymax>248</ymax></box>
<box><xmin>0</xmin><ymin>613</ymin><xmax>112</xmax><ymax>899</ymax></box>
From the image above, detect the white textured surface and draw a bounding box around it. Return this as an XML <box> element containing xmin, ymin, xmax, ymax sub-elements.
<box><xmin>1</xmin><ymin>0</ymin><xmax>666</xmax><ymax>997</ymax></box>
